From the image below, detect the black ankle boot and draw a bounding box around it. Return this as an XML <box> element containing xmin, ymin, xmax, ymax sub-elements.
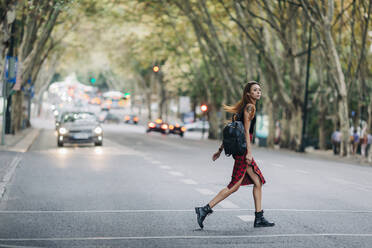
<box><xmin>195</xmin><ymin>204</ymin><xmax>213</xmax><ymax>229</ymax></box>
<box><xmin>254</xmin><ymin>210</ymin><xmax>275</xmax><ymax>228</ymax></box>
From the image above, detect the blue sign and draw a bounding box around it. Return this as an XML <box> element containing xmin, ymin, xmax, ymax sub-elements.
<box><xmin>5</xmin><ymin>56</ymin><xmax>17</xmax><ymax>84</ymax></box>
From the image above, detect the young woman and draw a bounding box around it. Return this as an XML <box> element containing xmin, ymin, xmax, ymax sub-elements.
<box><xmin>195</xmin><ymin>81</ymin><xmax>275</xmax><ymax>229</ymax></box>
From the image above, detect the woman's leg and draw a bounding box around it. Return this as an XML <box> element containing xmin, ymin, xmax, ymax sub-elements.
<box><xmin>245</xmin><ymin>166</ymin><xmax>262</xmax><ymax>212</ymax></box>
<box><xmin>208</xmin><ymin>172</ymin><xmax>246</xmax><ymax>208</ymax></box>
<box><xmin>245</xmin><ymin>166</ymin><xmax>274</xmax><ymax>227</ymax></box>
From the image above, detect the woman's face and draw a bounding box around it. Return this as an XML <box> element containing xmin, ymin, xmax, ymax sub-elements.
<box><xmin>248</xmin><ymin>84</ymin><xmax>262</xmax><ymax>100</ymax></box>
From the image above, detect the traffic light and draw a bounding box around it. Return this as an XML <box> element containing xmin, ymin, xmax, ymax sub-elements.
<box><xmin>152</xmin><ymin>65</ymin><xmax>160</xmax><ymax>73</ymax></box>
<box><xmin>90</xmin><ymin>77</ymin><xmax>96</xmax><ymax>84</ymax></box>
<box><xmin>200</xmin><ymin>104</ymin><xmax>208</xmax><ymax>112</ymax></box>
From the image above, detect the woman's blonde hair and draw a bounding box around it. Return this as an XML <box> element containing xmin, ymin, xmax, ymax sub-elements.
<box><xmin>223</xmin><ymin>81</ymin><xmax>260</xmax><ymax>114</ymax></box>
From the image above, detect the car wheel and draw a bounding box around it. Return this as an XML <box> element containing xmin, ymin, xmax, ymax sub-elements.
<box><xmin>57</xmin><ymin>141</ymin><xmax>64</xmax><ymax>147</ymax></box>
<box><xmin>146</xmin><ymin>129</ymin><xmax>151</xmax><ymax>133</ymax></box>
<box><xmin>180</xmin><ymin>133</ymin><xmax>184</xmax><ymax>137</ymax></box>
<box><xmin>95</xmin><ymin>141</ymin><xmax>103</xmax><ymax>146</ymax></box>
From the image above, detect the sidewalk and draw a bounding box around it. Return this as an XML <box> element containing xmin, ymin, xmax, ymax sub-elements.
<box><xmin>0</xmin><ymin>125</ymin><xmax>40</xmax><ymax>200</ymax></box>
<box><xmin>259</xmin><ymin>144</ymin><xmax>372</xmax><ymax>167</ymax></box>
<box><xmin>304</xmin><ymin>147</ymin><xmax>372</xmax><ymax>167</ymax></box>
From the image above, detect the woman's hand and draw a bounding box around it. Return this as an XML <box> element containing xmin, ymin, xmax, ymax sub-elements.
<box><xmin>212</xmin><ymin>151</ymin><xmax>221</xmax><ymax>161</ymax></box>
<box><xmin>245</xmin><ymin>152</ymin><xmax>253</xmax><ymax>164</ymax></box>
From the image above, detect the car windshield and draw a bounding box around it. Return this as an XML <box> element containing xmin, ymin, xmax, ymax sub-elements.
<box><xmin>63</xmin><ymin>112</ymin><xmax>97</xmax><ymax>123</ymax></box>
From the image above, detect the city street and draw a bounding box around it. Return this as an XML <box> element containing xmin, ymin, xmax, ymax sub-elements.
<box><xmin>0</xmin><ymin>122</ymin><xmax>371</xmax><ymax>247</ymax></box>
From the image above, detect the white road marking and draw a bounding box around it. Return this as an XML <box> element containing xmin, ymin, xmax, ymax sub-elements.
<box><xmin>194</xmin><ymin>188</ymin><xmax>215</xmax><ymax>195</ymax></box>
<box><xmin>159</xmin><ymin>165</ymin><xmax>172</xmax><ymax>170</ymax></box>
<box><xmin>168</xmin><ymin>171</ymin><xmax>184</xmax><ymax>177</ymax></box>
<box><xmin>329</xmin><ymin>177</ymin><xmax>372</xmax><ymax>191</ymax></box>
<box><xmin>295</xmin><ymin>169</ymin><xmax>310</xmax><ymax>174</ymax></box>
<box><xmin>271</xmin><ymin>163</ymin><xmax>285</xmax><ymax>168</ymax></box>
<box><xmin>180</xmin><ymin>179</ymin><xmax>198</xmax><ymax>185</ymax></box>
<box><xmin>218</xmin><ymin>200</ymin><xmax>239</xmax><ymax>209</ymax></box>
<box><xmin>1</xmin><ymin>208</ymin><xmax>372</xmax><ymax>214</ymax></box>
<box><xmin>1</xmin><ymin>233</ymin><xmax>371</xmax><ymax>241</ymax></box>
<box><xmin>237</xmin><ymin>215</ymin><xmax>255</xmax><ymax>222</ymax></box>
<box><xmin>0</xmin><ymin>155</ymin><xmax>22</xmax><ymax>198</ymax></box>
<box><xmin>151</xmin><ymin>160</ymin><xmax>162</xmax><ymax>164</ymax></box>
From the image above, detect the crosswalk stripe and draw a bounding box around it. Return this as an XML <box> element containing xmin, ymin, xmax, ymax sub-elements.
<box><xmin>237</xmin><ymin>215</ymin><xmax>255</xmax><ymax>222</ymax></box>
<box><xmin>168</xmin><ymin>171</ymin><xmax>184</xmax><ymax>177</ymax></box>
<box><xmin>219</xmin><ymin>200</ymin><xmax>239</xmax><ymax>209</ymax></box>
<box><xmin>194</xmin><ymin>188</ymin><xmax>215</xmax><ymax>195</ymax></box>
<box><xmin>181</xmin><ymin>179</ymin><xmax>198</xmax><ymax>185</ymax></box>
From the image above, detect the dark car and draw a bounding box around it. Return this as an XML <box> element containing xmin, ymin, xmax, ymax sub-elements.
<box><xmin>168</xmin><ymin>123</ymin><xmax>186</xmax><ymax>137</ymax></box>
<box><xmin>124</xmin><ymin>114</ymin><xmax>139</xmax><ymax>124</ymax></box>
<box><xmin>146</xmin><ymin>119</ymin><xmax>168</xmax><ymax>134</ymax></box>
<box><xmin>57</xmin><ymin>112</ymin><xmax>103</xmax><ymax>147</ymax></box>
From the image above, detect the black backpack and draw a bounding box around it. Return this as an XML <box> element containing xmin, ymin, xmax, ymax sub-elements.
<box><xmin>222</xmin><ymin>112</ymin><xmax>247</xmax><ymax>156</ymax></box>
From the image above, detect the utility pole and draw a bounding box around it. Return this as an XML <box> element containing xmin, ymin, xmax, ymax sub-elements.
<box><xmin>299</xmin><ymin>25</ymin><xmax>312</xmax><ymax>152</ymax></box>
<box><xmin>1</xmin><ymin>21</ymin><xmax>16</xmax><ymax>145</ymax></box>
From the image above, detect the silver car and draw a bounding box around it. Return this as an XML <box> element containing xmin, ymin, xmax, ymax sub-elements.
<box><xmin>57</xmin><ymin>112</ymin><xmax>103</xmax><ymax>147</ymax></box>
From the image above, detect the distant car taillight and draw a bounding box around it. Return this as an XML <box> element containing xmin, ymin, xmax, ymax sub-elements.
<box><xmin>161</xmin><ymin>124</ymin><xmax>168</xmax><ymax>130</ymax></box>
<box><xmin>181</xmin><ymin>127</ymin><xmax>186</xmax><ymax>132</ymax></box>
<box><xmin>169</xmin><ymin>125</ymin><xmax>174</xmax><ymax>130</ymax></box>
<box><xmin>134</xmin><ymin>117</ymin><xmax>139</xmax><ymax>122</ymax></box>
<box><xmin>125</xmin><ymin>116</ymin><xmax>130</xmax><ymax>121</ymax></box>
<box><xmin>148</xmin><ymin>122</ymin><xmax>156</xmax><ymax>128</ymax></box>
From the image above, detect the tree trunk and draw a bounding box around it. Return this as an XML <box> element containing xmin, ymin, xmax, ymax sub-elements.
<box><xmin>289</xmin><ymin>108</ymin><xmax>303</xmax><ymax>150</ymax></box>
<box><xmin>318</xmin><ymin>96</ymin><xmax>328</xmax><ymax>150</ymax></box>
<box><xmin>10</xmin><ymin>91</ymin><xmax>23</xmax><ymax>133</ymax></box>
<box><xmin>266</xmin><ymin>97</ymin><xmax>275</xmax><ymax>148</ymax></box>
<box><xmin>207</xmin><ymin>103</ymin><xmax>220</xmax><ymax>140</ymax></box>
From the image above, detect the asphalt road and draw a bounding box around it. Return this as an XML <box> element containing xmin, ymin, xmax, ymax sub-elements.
<box><xmin>0</xmin><ymin>122</ymin><xmax>372</xmax><ymax>248</ymax></box>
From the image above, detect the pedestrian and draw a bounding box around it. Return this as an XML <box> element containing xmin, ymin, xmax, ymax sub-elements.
<box><xmin>194</xmin><ymin>81</ymin><xmax>275</xmax><ymax>229</ymax></box>
<box><xmin>352</xmin><ymin>129</ymin><xmax>360</xmax><ymax>155</ymax></box>
<box><xmin>360</xmin><ymin>126</ymin><xmax>368</xmax><ymax>157</ymax></box>
<box><xmin>331</xmin><ymin>129</ymin><xmax>341</xmax><ymax>155</ymax></box>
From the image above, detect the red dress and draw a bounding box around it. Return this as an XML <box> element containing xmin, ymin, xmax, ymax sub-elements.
<box><xmin>227</xmin><ymin>134</ymin><xmax>266</xmax><ymax>189</ymax></box>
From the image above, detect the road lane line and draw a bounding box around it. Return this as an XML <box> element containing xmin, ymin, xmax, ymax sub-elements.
<box><xmin>0</xmin><ymin>155</ymin><xmax>22</xmax><ymax>199</ymax></box>
<box><xmin>168</xmin><ymin>171</ymin><xmax>184</xmax><ymax>177</ymax></box>
<box><xmin>1</xmin><ymin>233</ymin><xmax>372</xmax><ymax>241</ymax></box>
<box><xmin>180</xmin><ymin>179</ymin><xmax>198</xmax><ymax>185</ymax></box>
<box><xmin>194</xmin><ymin>188</ymin><xmax>215</xmax><ymax>195</ymax></box>
<box><xmin>271</xmin><ymin>163</ymin><xmax>285</xmax><ymax>168</ymax></box>
<box><xmin>218</xmin><ymin>200</ymin><xmax>239</xmax><ymax>209</ymax></box>
<box><xmin>295</xmin><ymin>170</ymin><xmax>310</xmax><ymax>174</ymax></box>
<box><xmin>329</xmin><ymin>177</ymin><xmax>372</xmax><ymax>191</ymax></box>
<box><xmin>159</xmin><ymin>165</ymin><xmax>171</xmax><ymax>170</ymax></box>
<box><xmin>237</xmin><ymin>215</ymin><xmax>255</xmax><ymax>222</ymax></box>
<box><xmin>1</xmin><ymin>208</ymin><xmax>372</xmax><ymax>214</ymax></box>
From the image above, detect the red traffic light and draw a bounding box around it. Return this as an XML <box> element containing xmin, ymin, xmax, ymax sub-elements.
<box><xmin>200</xmin><ymin>104</ymin><xmax>208</xmax><ymax>112</ymax></box>
<box><xmin>153</xmin><ymin>65</ymin><xmax>160</xmax><ymax>72</ymax></box>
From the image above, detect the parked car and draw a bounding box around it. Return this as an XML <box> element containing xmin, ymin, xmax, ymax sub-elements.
<box><xmin>147</xmin><ymin>119</ymin><xmax>168</xmax><ymax>134</ymax></box>
<box><xmin>168</xmin><ymin>123</ymin><xmax>186</xmax><ymax>137</ymax></box>
<box><xmin>124</xmin><ymin>114</ymin><xmax>139</xmax><ymax>124</ymax></box>
<box><xmin>57</xmin><ymin>112</ymin><xmax>103</xmax><ymax>147</ymax></box>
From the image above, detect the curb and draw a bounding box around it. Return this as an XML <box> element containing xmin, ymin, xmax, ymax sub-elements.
<box><xmin>7</xmin><ymin>128</ymin><xmax>40</xmax><ymax>153</ymax></box>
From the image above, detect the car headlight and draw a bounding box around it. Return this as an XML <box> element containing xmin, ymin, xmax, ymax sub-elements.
<box><xmin>94</xmin><ymin>126</ymin><xmax>103</xmax><ymax>134</ymax></box>
<box><xmin>58</xmin><ymin>127</ymin><xmax>68</xmax><ymax>135</ymax></box>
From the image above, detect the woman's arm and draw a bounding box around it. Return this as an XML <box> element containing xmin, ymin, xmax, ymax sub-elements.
<box><xmin>212</xmin><ymin>143</ymin><xmax>224</xmax><ymax>161</ymax></box>
<box><xmin>244</xmin><ymin>104</ymin><xmax>256</xmax><ymax>163</ymax></box>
